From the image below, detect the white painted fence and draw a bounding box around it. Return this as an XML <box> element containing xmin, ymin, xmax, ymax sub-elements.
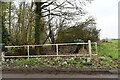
<box><xmin>2</xmin><ymin>40</ymin><xmax>98</xmax><ymax>61</ymax></box>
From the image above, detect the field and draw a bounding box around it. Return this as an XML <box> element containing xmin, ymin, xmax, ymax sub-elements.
<box><xmin>2</xmin><ymin>40</ymin><xmax>119</xmax><ymax>70</ymax></box>
<box><xmin>98</xmin><ymin>40</ymin><xmax>119</xmax><ymax>60</ymax></box>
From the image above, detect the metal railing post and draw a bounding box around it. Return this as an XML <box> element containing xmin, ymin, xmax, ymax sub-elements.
<box><xmin>56</xmin><ymin>44</ymin><xmax>59</xmax><ymax>55</ymax></box>
<box><xmin>1</xmin><ymin>52</ymin><xmax>5</xmax><ymax>61</ymax></box>
<box><xmin>95</xmin><ymin>42</ymin><xmax>98</xmax><ymax>54</ymax></box>
<box><xmin>27</xmin><ymin>46</ymin><xmax>30</xmax><ymax>60</ymax></box>
<box><xmin>88</xmin><ymin>40</ymin><xmax>92</xmax><ymax>59</ymax></box>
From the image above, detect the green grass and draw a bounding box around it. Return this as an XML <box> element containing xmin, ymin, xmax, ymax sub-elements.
<box><xmin>98</xmin><ymin>40</ymin><xmax>119</xmax><ymax>60</ymax></box>
<box><xmin>14</xmin><ymin>58</ymin><xmax>41</xmax><ymax>65</ymax></box>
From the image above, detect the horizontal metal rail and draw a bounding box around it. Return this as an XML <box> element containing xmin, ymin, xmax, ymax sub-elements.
<box><xmin>23</xmin><ymin>43</ymin><xmax>88</xmax><ymax>47</ymax></box>
<box><xmin>4</xmin><ymin>42</ymin><xmax>96</xmax><ymax>48</ymax></box>
<box><xmin>5</xmin><ymin>46</ymin><xmax>23</xmax><ymax>48</ymax></box>
<box><xmin>5</xmin><ymin>43</ymin><xmax>89</xmax><ymax>48</ymax></box>
<box><xmin>3</xmin><ymin>54</ymin><xmax>97</xmax><ymax>58</ymax></box>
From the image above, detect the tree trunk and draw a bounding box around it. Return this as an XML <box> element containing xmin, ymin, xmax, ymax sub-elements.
<box><xmin>8</xmin><ymin>2</ymin><xmax>11</xmax><ymax>34</ymax></box>
<box><xmin>27</xmin><ymin>2</ymin><xmax>34</xmax><ymax>44</ymax></box>
<box><xmin>21</xmin><ymin>2</ymin><xmax>26</xmax><ymax>44</ymax></box>
<box><xmin>35</xmin><ymin>2</ymin><xmax>44</xmax><ymax>55</ymax></box>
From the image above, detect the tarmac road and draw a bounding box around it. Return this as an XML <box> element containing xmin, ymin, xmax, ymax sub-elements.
<box><xmin>2</xmin><ymin>73</ymin><xmax>118</xmax><ymax>78</ymax></box>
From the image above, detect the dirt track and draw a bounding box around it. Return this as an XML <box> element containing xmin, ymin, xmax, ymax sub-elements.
<box><xmin>3</xmin><ymin>73</ymin><xmax>118</xmax><ymax>78</ymax></box>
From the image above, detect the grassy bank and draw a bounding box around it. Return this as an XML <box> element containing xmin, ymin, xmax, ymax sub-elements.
<box><xmin>98</xmin><ymin>40</ymin><xmax>118</xmax><ymax>60</ymax></box>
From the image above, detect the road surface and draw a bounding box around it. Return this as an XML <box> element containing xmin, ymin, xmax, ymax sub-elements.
<box><xmin>2</xmin><ymin>73</ymin><xmax>118</xmax><ymax>78</ymax></box>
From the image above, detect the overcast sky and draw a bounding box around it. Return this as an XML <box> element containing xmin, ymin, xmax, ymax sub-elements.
<box><xmin>84</xmin><ymin>0</ymin><xmax>119</xmax><ymax>39</ymax></box>
<box><xmin>3</xmin><ymin>0</ymin><xmax>119</xmax><ymax>39</ymax></box>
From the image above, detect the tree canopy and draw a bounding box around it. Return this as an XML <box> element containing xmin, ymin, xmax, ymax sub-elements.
<box><xmin>1</xmin><ymin>0</ymin><xmax>100</xmax><ymax>46</ymax></box>
<box><xmin>56</xmin><ymin>17</ymin><xmax>100</xmax><ymax>43</ymax></box>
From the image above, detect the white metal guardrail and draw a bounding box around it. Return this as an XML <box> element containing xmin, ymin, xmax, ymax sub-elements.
<box><xmin>2</xmin><ymin>40</ymin><xmax>98</xmax><ymax>61</ymax></box>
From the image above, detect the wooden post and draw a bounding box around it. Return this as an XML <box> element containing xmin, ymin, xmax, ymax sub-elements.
<box><xmin>27</xmin><ymin>46</ymin><xmax>30</xmax><ymax>60</ymax></box>
<box><xmin>56</xmin><ymin>44</ymin><xmax>59</xmax><ymax>55</ymax></box>
<box><xmin>95</xmin><ymin>42</ymin><xmax>98</xmax><ymax>54</ymax></box>
<box><xmin>88</xmin><ymin>40</ymin><xmax>92</xmax><ymax>59</ymax></box>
